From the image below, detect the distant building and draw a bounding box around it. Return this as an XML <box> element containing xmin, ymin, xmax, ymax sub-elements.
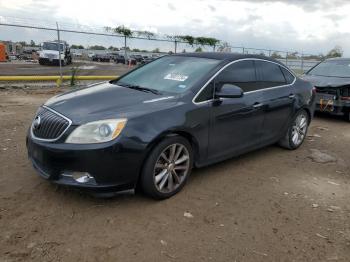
<box><xmin>0</xmin><ymin>41</ymin><xmax>23</xmax><ymax>54</ymax></box>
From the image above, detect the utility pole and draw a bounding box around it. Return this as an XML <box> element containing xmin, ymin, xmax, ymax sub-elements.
<box><xmin>56</xmin><ymin>22</ymin><xmax>63</xmax><ymax>86</ymax></box>
<box><xmin>174</xmin><ymin>40</ymin><xmax>177</xmax><ymax>54</ymax></box>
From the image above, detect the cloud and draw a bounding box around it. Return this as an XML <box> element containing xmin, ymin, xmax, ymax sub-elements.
<box><xmin>225</xmin><ymin>0</ymin><xmax>350</xmax><ymax>11</ymax></box>
<box><xmin>208</xmin><ymin>5</ymin><xmax>216</xmax><ymax>11</ymax></box>
<box><xmin>1</xmin><ymin>0</ymin><xmax>350</xmax><ymax>56</ymax></box>
<box><xmin>168</xmin><ymin>3</ymin><xmax>176</xmax><ymax>11</ymax></box>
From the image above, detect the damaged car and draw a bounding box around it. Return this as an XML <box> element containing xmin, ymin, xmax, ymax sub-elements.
<box><xmin>302</xmin><ymin>58</ymin><xmax>350</xmax><ymax>121</ymax></box>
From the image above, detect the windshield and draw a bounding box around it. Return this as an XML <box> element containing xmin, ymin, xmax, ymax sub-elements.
<box><xmin>115</xmin><ymin>56</ymin><xmax>221</xmax><ymax>94</ymax></box>
<box><xmin>42</xmin><ymin>42</ymin><xmax>64</xmax><ymax>51</ymax></box>
<box><xmin>307</xmin><ymin>60</ymin><xmax>350</xmax><ymax>78</ymax></box>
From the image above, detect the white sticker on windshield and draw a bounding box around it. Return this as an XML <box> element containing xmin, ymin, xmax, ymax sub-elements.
<box><xmin>178</xmin><ymin>84</ymin><xmax>187</xmax><ymax>89</ymax></box>
<box><xmin>164</xmin><ymin>73</ymin><xmax>188</xmax><ymax>82</ymax></box>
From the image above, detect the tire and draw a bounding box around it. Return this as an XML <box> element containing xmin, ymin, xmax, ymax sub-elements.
<box><xmin>140</xmin><ymin>136</ymin><xmax>193</xmax><ymax>200</ymax></box>
<box><xmin>344</xmin><ymin>110</ymin><xmax>350</xmax><ymax>122</ymax></box>
<box><xmin>279</xmin><ymin>110</ymin><xmax>309</xmax><ymax>150</ymax></box>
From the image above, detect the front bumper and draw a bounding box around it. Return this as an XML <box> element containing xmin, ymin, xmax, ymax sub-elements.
<box><xmin>39</xmin><ymin>58</ymin><xmax>61</xmax><ymax>65</ymax></box>
<box><xmin>315</xmin><ymin>100</ymin><xmax>350</xmax><ymax>116</ymax></box>
<box><xmin>26</xmin><ymin>133</ymin><xmax>147</xmax><ymax>195</ymax></box>
<box><xmin>315</xmin><ymin>93</ymin><xmax>350</xmax><ymax>116</ymax></box>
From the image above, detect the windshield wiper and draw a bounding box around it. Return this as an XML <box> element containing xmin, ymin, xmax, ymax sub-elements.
<box><xmin>117</xmin><ymin>83</ymin><xmax>162</xmax><ymax>95</ymax></box>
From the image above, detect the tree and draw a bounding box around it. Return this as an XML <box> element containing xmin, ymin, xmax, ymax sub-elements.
<box><xmin>106</xmin><ymin>25</ymin><xmax>133</xmax><ymax>58</ymax></box>
<box><xmin>152</xmin><ymin>48</ymin><xmax>160</xmax><ymax>53</ymax></box>
<box><xmin>113</xmin><ymin>26</ymin><xmax>133</xmax><ymax>37</ymax></box>
<box><xmin>30</xmin><ymin>40</ymin><xmax>36</xmax><ymax>47</ymax></box>
<box><xmin>195</xmin><ymin>37</ymin><xmax>220</xmax><ymax>47</ymax></box>
<box><xmin>195</xmin><ymin>47</ymin><xmax>203</xmax><ymax>52</ymax></box>
<box><xmin>71</xmin><ymin>44</ymin><xmax>84</xmax><ymax>49</ymax></box>
<box><xmin>89</xmin><ymin>45</ymin><xmax>106</xmax><ymax>50</ymax></box>
<box><xmin>326</xmin><ymin>46</ymin><xmax>343</xmax><ymax>58</ymax></box>
<box><xmin>108</xmin><ymin>46</ymin><xmax>119</xmax><ymax>51</ymax></box>
<box><xmin>135</xmin><ymin>30</ymin><xmax>155</xmax><ymax>39</ymax></box>
<box><xmin>271</xmin><ymin>52</ymin><xmax>282</xmax><ymax>59</ymax></box>
<box><xmin>19</xmin><ymin>41</ymin><xmax>27</xmax><ymax>47</ymax></box>
<box><xmin>132</xmin><ymin>48</ymin><xmax>140</xmax><ymax>52</ymax></box>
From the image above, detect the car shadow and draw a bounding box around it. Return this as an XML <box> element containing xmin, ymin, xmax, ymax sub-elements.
<box><xmin>314</xmin><ymin>111</ymin><xmax>346</xmax><ymax>122</ymax></box>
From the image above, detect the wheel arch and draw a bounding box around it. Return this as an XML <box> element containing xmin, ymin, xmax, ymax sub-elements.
<box><xmin>135</xmin><ymin>130</ymin><xmax>199</xmax><ymax>190</ymax></box>
<box><xmin>300</xmin><ymin>106</ymin><xmax>312</xmax><ymax>124</ymax></box>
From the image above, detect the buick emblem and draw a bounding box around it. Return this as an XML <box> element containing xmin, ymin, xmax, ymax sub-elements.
<box><xmin>33</xmin><ymin>116</ymin><xmax>41</xmax><ymax>129</ymax></box>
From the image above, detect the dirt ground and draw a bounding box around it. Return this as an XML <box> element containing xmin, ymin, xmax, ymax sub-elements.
<box><xmin>0</xmin><ymin>88</ymin><xmax>349</xmax><ymax>262</ymax></box>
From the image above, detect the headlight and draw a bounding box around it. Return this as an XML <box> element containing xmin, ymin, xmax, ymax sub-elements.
<box><xmin>65</xmin><ymin>119</ymin><xmax>127</xmax><ymax>144</ymax></box>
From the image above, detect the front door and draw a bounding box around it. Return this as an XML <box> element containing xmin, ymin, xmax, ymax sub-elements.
<box><xmin>208</xmin><ymin>60</ymin><xmax>265</xmax><ymax>160</ymax></box>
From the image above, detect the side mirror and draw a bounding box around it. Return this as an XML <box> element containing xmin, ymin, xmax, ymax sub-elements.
<box><xmin>215</xmin><ymin>84</ymin><xmax>243</xmax><ymax>98</ymax></box>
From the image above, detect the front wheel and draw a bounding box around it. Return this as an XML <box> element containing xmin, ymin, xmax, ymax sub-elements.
<box><xmin>279</xmin><ymin>110</ymin><xmax>309</xmax><ymax>150</ymax></box>
<box><xmin>140</xmin><ymin>136</ymin><xmax>193</xmax><ymax>199</ymax></box>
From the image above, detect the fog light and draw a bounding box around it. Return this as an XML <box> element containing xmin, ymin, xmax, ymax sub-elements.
<box><xmin>62</xmin><ymin>172</ymin><xmax>96</xmax><ymax>184</ymax></box>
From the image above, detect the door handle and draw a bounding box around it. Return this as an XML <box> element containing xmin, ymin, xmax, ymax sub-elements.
<box><xmin>289</xmin><ymin>94</ymin><xmax>296</xmax><ymax>99</ymax></box>
<box><xmin>253</xmin><ymin>102</ymin><xmax>264</xmax><ymax>109</ymax></box>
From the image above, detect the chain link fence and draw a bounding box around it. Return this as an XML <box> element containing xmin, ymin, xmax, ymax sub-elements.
<box><xmin>0</xmin><ymin>19</ymin><xmax>322</xmax><ymax>86</ymax></box>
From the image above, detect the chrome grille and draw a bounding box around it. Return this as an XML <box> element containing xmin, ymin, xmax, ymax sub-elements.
<box><xmin>31</xmin><ymin>107</ymin><xmax>71</xmax><ymax>141</ymax></box>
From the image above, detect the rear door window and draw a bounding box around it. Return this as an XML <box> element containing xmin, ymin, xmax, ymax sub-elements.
<box><xmin>280</xmin><ymin>67</ymin><xmax>295</xmax><ymax>84</ymax></box>
<box><xmin>255</xmin><ymin>61</ymin><xmax>287</xmax><ymax>88</ymax></box>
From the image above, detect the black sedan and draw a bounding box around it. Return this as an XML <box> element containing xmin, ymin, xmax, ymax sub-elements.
<box><xmin>302</xmin><ymin>58</ymin><xmax>350</xmax><ymax>121</ymax></box>
<box><xmin>27</xmin><ymin>53</ymin><xmax>315</xmax><ymax>199</ymax></box>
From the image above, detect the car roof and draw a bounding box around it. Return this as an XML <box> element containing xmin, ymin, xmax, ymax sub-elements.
<box><xmin>174</xmin><ymin>52</ymin><xmax>284</xmax><ymax>65</ymax></box>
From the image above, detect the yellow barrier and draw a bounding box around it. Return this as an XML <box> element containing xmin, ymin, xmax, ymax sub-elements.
<box><xmin>0</xmin><ymin>75</ymin><xmax>118</xmax><ymax>87</ymax></box>
<box><xmin>0</xmin><ymin>75</ymin><xmax>117</xmax><ymax>81</ymax></box>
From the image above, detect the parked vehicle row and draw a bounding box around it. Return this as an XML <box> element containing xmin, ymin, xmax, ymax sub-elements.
<box><xmin>90</xmin><ymin>53</ymin><xmax>160</xmax><ymax>65</ymax></box>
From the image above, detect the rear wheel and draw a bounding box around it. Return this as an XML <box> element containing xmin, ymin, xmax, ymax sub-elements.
<box><xmin>140</xmin><ymin>136</ymin><xmax>193</xmax><ymax>199</ymax></box>
<box><xmin>345</xmin><ymin>110</ymin><xmax>350</xmax><ymax>122</ymax></box>
<box><xmin>279</xmin><ymin>110</ymin><xmax>309</xmax><ymax>150</ymax></box>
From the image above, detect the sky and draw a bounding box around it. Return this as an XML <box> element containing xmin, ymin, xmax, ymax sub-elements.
<box><xmin>1</xmin><ymin>0</ymin><xmax>350</xmax><ymax>55</ymax></box>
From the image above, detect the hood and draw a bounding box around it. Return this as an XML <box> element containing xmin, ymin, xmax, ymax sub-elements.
<box><xmin>302</xmin><ymin>74</ymin><xmax>350</xmax><ymax>88</ymax></box>
<box><xmin>44</xmin><ymin>82</ymin><xmax>178</xmax><ymax>124</ymax></box>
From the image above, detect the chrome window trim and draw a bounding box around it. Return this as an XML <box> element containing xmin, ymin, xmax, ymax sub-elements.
<box><xmin>30</xmin><ymin>105</ymin><xmax>73</xmax><ymax>142</ymax></box>
<box><xmin>192</xmin><ymin>58</ymin><xmax>297</xmax><ymax>105</ymax></box>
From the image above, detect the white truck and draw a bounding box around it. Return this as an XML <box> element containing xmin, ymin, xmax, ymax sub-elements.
<box><xmin>38</xmin><ymin>41</ymin><xmax>72</xmax><ymax>66</ymax></box>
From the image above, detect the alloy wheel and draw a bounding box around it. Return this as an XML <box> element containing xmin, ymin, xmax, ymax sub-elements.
<box><xmin>153</xmin><ymin>143</ymin><xmax>190</xmax><ymax>193</ymax></box>
<box><xmin>291</xmin><ymin>113</ymin><xmax>308</xmax><ymax>146</ymax></box>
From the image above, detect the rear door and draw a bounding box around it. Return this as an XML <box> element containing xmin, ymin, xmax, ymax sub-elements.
<box><xmin>255</xmin><ymin>61</ymin><xmax>296</xmax><ymax>143</ymax></box>
<box><xmin>208</xmin><ymin>60</ymin><xmax>265</xmax><ymax>160</ymax></box>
